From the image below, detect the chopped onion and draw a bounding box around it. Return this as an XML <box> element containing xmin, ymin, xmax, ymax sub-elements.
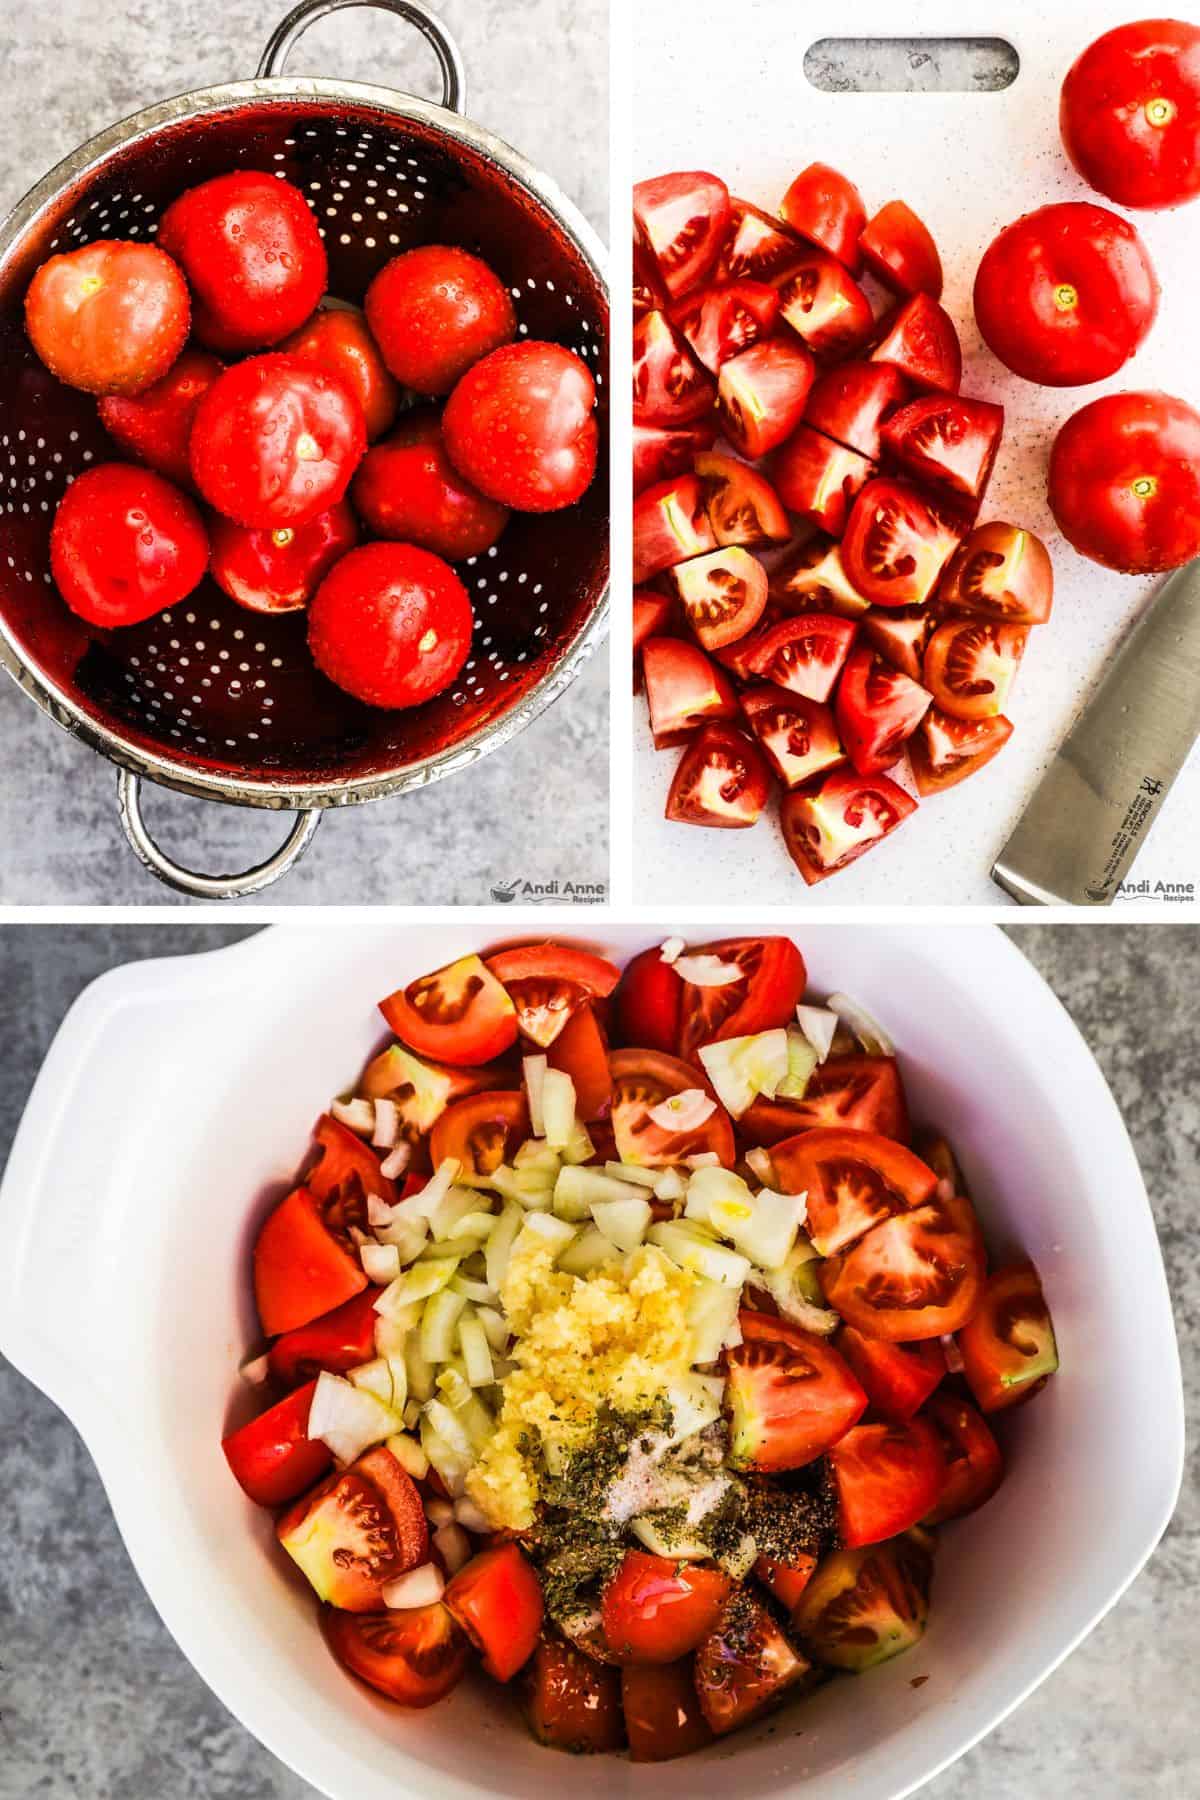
<box><xmin>941</xmin><ymin>1334</ymin><xmax>965</xmax><ymax>1374</ymax></box>
<box><xmin>673</xmin><ymin>953</ymin><xmax>743</xmax><ymax>987</ymax></box>
<box><xmin>401</xmin><ymin>1158</ymin><xmax>461</xmax><ymax>1221</ymax></box>
<box><xmin>453</xmin><ymin>1496</ymin><xmax>493</xmax><ymax>1534</ymax></box>
<box><xmin>648</xmin><ymin>1088</ymin><xmax>716</xmax><ymax>1133</ymax></box>
<box><xmin>386</xmin><ymin>1432</ymin><xmax>429</xmax><ymax>1481</ymax></box>
<box><xmin>331</xmin><ymin>1096</ymin><xmax>375</xmax><ymax>1135</ymax></box>
<box><xmin>308</xmin><ymin>1370</ymin><xmax>400</xmax><ymax>1466</ymax></box>
<box><xmin>424</xmin><ymin>1495</ymin><xmax>455</xmax><ymax>1527</ymax></box>
<box><xmin>686</xmin><ymin>1151</ymin><xmax>721</xmax><ymax>1169</ymax></box>
<box><xmin>382</xmin><ymin>1564</ymin><xmax>445</xmax><ymax>1610</ymax></box>
<box><xmin>523</xmin><ymin>1055</ymin><xmax>548</xmax><ymax>1138</ymax></box>
<box><xmin>541</xmin><ymin>1068</ymin><xmax>577</xmax><ymax>1150</ymax></box>
<box><xmin>361</xmin><ymin>1241</ymin><xmax>401</xmax><ymax>1284</ymax></box>
<box><xmin>827</xmin><ymin>992</ymin><xmax>896</xmax><ymax>1058</ymax></box>
<box><xmin>348</xmin><ymin>1224</ymin><xmax>371</xmax><ymax>1248</ymax></box>
<box><xmin>659</xmin><ymin>936</ymin><xmax>686</xmax><ymax>964</ymax></box>
<box><xmin>745</xmin><ymin>1147</ymin><xmax>776</xmax><ymax>1186</ymax></box>
<box><xmin>372</xmin><ymin>1098</ymin><xmax>400</xmax><ymax>1149</ymax></box>
<box><xmin>653</xmin><ymin>1166</ymin><xmax>686</xmax><ymax>1202</ymax></box>
<box><xmin>603</xmin><ymin>1161</ymin><xmax>660</xmax><ymax>1189</ymax></box>
<box><xmin>239</xmin><ymin>1351</ymin><xmax>272</xmax><ymax>1387</ymax></box>
<box><xmin>367</xmin><ymin>1194</ymin><xmax>394</xmax><ymax>1228</ymax></box>
<box><xmin>795</xmin><ymin>1004</ymin><xmax>839</xmax><ymax>1063</ymax></box>
<box><xmin>380</xmin><ymin>1140</ymin><xmax>412</xmax><ymax>1180</ymax></box>
<box><xmin>434</xmin><ymin>1522</ymin><xmax>472</xmax><ymax>1576</ymax></box>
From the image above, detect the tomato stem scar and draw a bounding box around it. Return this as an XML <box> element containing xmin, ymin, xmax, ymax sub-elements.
<box><xmin>296</xmin><ymin>433</ymin><xmax>321</xmax><ymax>461</ymax></box>
<box><xmin>1132</xmin><ymin>476</ymin><xmax>1157</xmax><ymax>499</ymax></box>
<box><xmin>1053</xmin><ymin>283</ymin><xmax>1078</xmax><ymax>311</ymax></box>
<box><xmin>1145</xmin><ymin>97</ymin><xmax>1175</xmax><ymax>127</ymax></box>
<box><xmin>272</xmin><ymin>528</ymin><xmax>295</xmax><ymax>547</ymax></box>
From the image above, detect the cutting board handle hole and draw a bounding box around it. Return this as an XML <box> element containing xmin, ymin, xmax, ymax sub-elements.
<box><xmin>804</xmin><ymin>37</ymin><xmax>1019</xmax><ymax>92</ymax></box>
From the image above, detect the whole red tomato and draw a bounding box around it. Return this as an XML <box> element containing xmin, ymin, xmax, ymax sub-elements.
<box><xmin>281</xmin><ymin>303</ymin><xmax>399</xmax><ymax>441</ymax></box>
<box><xmin>50</xmin><ymin>463</ymin><xmax>209</xmax><ymax>627</ymax></box>
<box><xmin>308</xmin><ymin>542</ymin><xmax>474</xmax><ymax>708</ymax></box>
<box><xmin>364</xmin><ymin>245</ymin><xmax>516</xmax><ymax>396</ymax></box>
<box><xmin>973</xmin><ymin>202</ymin><xmax>1158</xmax><ymax>386</ymax></box>
<box><xmin>189</xmin><ymin>354</ymin><xmax>367</xmax><ymax>529</ymax></box>
<box><xmin>209</xmin><ymin>502</ymin><xmax>358</xmax><ymax>613</ymax></box>
<box><xmin>98</xmin><ymin>348</ymin><xmax>224</xmax><ymax>486</ymax></box>
<box><xmin>157</xmin><ymin>172</ymin><xmax>327</xmax><ymax>352</ymax></box>
<box><xmin>1061</xmin><ymin>20</ymin><xmax>1200</xmax><ymax>210</ymax></box>
<box><xmin>443</xmin><ymin>341</ymin><xmax>598</xmax><ymax>512</ymax></box>
<box><xmin>25</xmin><ymin>241</ymin><xmax>190</xmax><ymax>396</ymax></box>
<box><xmin>352</xmin><ymin>410</ymin><xmax>509</xmax><ymax>559</ymax></box>
<box><xmin>1048</xmin><ymin>390</ymin><xmax>1200</xmax><ymax>573</ymax></box>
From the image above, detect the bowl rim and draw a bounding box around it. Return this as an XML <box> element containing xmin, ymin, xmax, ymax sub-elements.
<box><xmin>0</xmin><ymin>922</ymin><xmax>1184</xmax><ymax>1800</ymax></box>
<box><xmin>0</xmin><ymin>77</ymin><xmax>610</xmax><ymax>810</ymax></box>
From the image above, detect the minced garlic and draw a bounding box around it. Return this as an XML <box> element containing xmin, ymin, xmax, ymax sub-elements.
<box><xmin>466</xmin><ymin>1241</ymin><xmax>696</xmax><ymax>1532</ymax></box>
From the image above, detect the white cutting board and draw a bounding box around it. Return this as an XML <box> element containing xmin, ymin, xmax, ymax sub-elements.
<box><xmin>632</xmin><ymin>0</ymin><xmax>1200</xmax><ymax>907</ymax></box>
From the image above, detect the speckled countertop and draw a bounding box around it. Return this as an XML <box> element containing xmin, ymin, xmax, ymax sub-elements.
<box><xmin>0</xmin><ymin>922</ymin><xmax>1195</xmax><ymax>1798</ymax></box>
<box><xmin>0</xmin><ymin>0</ymin><xmax>609</xmax><ymax>905</ymax></box>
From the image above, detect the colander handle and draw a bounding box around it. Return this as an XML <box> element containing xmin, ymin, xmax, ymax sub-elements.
<box><xmin>257</xmin><ymin>0</ymin><xmax>467</xmax><ymax>112</ymax></box>
<box><xmin>116</xmin><ymin>770</ymin><xmax>322</xmax><ymax>899</ymax></box>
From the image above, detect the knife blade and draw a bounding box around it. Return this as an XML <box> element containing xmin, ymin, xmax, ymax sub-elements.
<box><xmin>992</xmin><ymin>558</ymin><xmax>1200</xmax><ymax>906</ymax></box>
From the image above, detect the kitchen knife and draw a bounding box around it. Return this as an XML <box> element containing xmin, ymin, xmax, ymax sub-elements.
<box><xmin>992</xmin><ymin>558</ymin><xmax>1200</xmax><ymax>906</ymax></box>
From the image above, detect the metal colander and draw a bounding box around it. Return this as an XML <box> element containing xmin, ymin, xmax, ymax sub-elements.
<box><xmin>0</xmin><ymin>0</ymin><xmax>609</xmax><ymax>896</ymax></box>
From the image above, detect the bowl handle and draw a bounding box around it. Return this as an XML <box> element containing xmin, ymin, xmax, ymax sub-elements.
<box><xmin>257</xmin><ymin>0</ymin><xmax>467</xmax><ymax>112</ymax></box>
<box><xmin>116</xmin><ymin>770</ymin><xmax>321</xmax><ymax>899</ymax></box>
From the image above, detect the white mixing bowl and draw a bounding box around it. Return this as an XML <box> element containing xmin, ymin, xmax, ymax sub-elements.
<box><xmin>0</xmin><ymin>923</ymin><xmax>1183</xmax><ymax>1799</ymax></box>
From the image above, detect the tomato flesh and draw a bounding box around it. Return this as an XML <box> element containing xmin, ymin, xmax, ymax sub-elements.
<box><xmin>669</xmin><ymin>546</ymin><xmax>768</xmax><ymax>652</ymax></box>
<box><xmin>548</xmin><ymin>1004</ymin><xmax>612</xmax><ymax>1120</ymax></box>
<box><xmin>957</xmin><ymin>1261</ymin><xmax>1060</xmax><ymax>1412</ymax></box>
<box><xmin>768</xmin><ymin>535</ymin><xmax>870</xmax><ymax>617</ymax></box>
<box><xmin>693</xmin><ymin>1589</ymin><xmax>811</xmax><ymax>1735</ymax></box>
<box><xmin>602</xmin><ymin>1552</ymin><xmax>731</xmax><ymax>1664</ymax></box>
<box><xmin>621</xmin><ymin>1660</ymin><xmax>714</xmax><ymax>1762</ymax></box>
<box><xmin>842</xmin><ymin>477</ymin><xmax>962</xmax><ymax>608</ymax></box>
<box><xmin>741</xmin><ymin>1055</ymin><xmax>910</xmax><ymax>1147</ymax></box>
<box><xmin>608</xmin><ymin>1047</ymin><xmax>735</xmax><ymax>1167</ymax></box>
<box><xmin>642</xmin><ymin>637</ymin><xmax>738</xmax><ymax>748</ymax></box>
<box><xmin>861</xmin><ymin>610</ymin><xmax>932</xmax><ymax>683</ymax></box>
<box><xmin>838</xmin><ymin>1329</ymin><xmax>945</xmax><ymax>1422</ymax></box>
<box><xmin>871</xmin><ymin>293</ymin><xmax>962</xmax><ymax>393</ymax></box>
<box><xmin>880</xmin><ymin>394</ymin><xmax>1004</xmax><ymax>502</ymax></box>
<box><xmin>741</xmin><ymin>613</ymin><xmax>858</xmax><ymax>705</ymax></box>
<box><xmin>794</xmin><ymin>1537</ymin><xmax>931</xmax><ymax>1671</ymax></box>
<box><xmin>780</xmin><ymin>162</ymin><xmax>867</xmax><ymax>271</ymax></box>
<box><xmin>253</xmin><ymin>1185</ymin><xmax>368</xmax><ymax>1337</ymax></box>
<box><xmin>277</xmin><ymin>1444</ymin><xmax>429</xmax><ymax>1610</ymax></box>
<box><xmin>770</xmin><ymin>425</ymin><xmax>875</xmax><ymax>536</ymax></box>
<box><xmin>486</xmin><ymin>944</ymin><xmax>618</xmax><ymax>1050</ymax></box>
<box><xmin>268</xmin><ymin>1287</ymin><xmax>381</xmax><ymax>1389</ymax></box>
<box><xmin>910</xmin><ymin>708</ymin><xmax>1014</xmax><ymax>795</ymax></box>
<box><xmin>667</xmin><ymin>722</ymin><xmax>771</xmax><ymax>828</ymax></box>
<box><xmin>924</xmin><ymin>619</ymin><xmax>1027</xmax><ymax>722</ymax></box>
<box><xmin>676</xmin><ymin>935</ymin><xmax>807</xmax><ymax>1060</ymax></box>
<box><xmin>670</xmin><ymin>279</ymin><xmax>780</xmax><ymax>372</ymax></box>
<box><xmin>718</xmin><ymin>339</ymin><xmax>816</xmax><ymax>459</ymax></box>
<box><xmin>755</xmin><ymin>1552</ymin><xmax>817</xmax><ymax>1613</ymax></box>
<box><xmin>803</xmin><ymin>359</ymin><xmax>910</xmax><ymax>461</ymax></box>
<box><xmin>696</xmin><ymin>450</ymin><xmax>790</xmax><ymax>548</ymax></box>
<box><xmin>772</xmin><ymin>1128</ymin><xmax>937</xmax><ymax>1256</ymax></box>
<box><xmin>634</xmin><ymin>170</ymin><xmax>731</xmax><ymax>300</ymax></box>
<box><xmin>1047</xmin><ymin>390</ymin><xmax>1200</xmax><ymax>574</ymax></box>
<box><xmin>633</xmin><ymin>473</ymin><xmax>717</xmax><ymax>583</ymax></box>
<box><xmin>740</xmin><ymin>685</ymin><xmax>845</xmax><ymax>789</ymax></box>
<box><xmin>323</xmin><ymin>1602</ymin><xmax>470</xmax><ymax>1707</ymax></box>
<box><xmin>829</xmin><ymin>1417</ymin><xmax>946</xmax><ymax>1547</ymax></box>
<box><xmin>923</xmin><ymin>1392</ymin><xmax>1005</xmax><ymax>1523</ymax></box>
<box><xmin>222</xmin><ymin>1380</ymin><xmax>333</xmax><ymax>1506</ymax></box>
<box><xmin>430</xmin><ymin>1090</ymin><xmax>529</xmax><ymax>1178</ymax></box>
<box><xmin>715</xmin><ymin>199</ymin><xmax>805</xmax><ymax>285</ymax></box>
<box><xmin>633</xmin><ymin>309</ymin><xmax>716</xmax><ymax>427</ymax></box>
<box><xmin>820</xmin><ymin>1188</ymin><xmax>987</xmax><ymax>1342</ymax></box>
<box><xmin>835</xmin><ymin>643</ymin><xmax>932</xmax><ymax>776</ymax></box>
<box><xmin>1060</xmin><ymin>20</ymin><xmax>1200</xmax><ymax>211</ymax></box>
<box><xmin>444</xmin><ymin>1543</ymin><xmax>544</xmax><ymax>1680</ymax></box>
<box><xmin>615</xmin><ymin>948</ymin><xmax>684</xmax><ymax>1057</ymax></box>
<box><xmin>781</xmin><ymin>768</ymin><xmax>916</xmax><ymax>886</ymax></box>
<box><xmin>726</xmin><ymin>1311</ymin><xmax>867</xmax><ymax>1471</ymax></box>
<box><xmin>634</xmin><ymin>420</ymin><xmax>718</xmax><ymax>496</ymax></box>
<box><xmin>939</xmin><ymin>522</ymin><xmax>1053</xmax><ymax>625</ymax></box>
<box><xmin>380</xmin><ymin>953</ymin><xmax>519</xmax><ymax>1067</ymax></box>
<box><xmin>777</xmin><ymin>251</ymin><xmax>873</xmax><ymax>358</ymax></box>
<box><xmin>859</xmin><ymin>201</ymin><xmax>943</xmax><ymax>299</ymax></box>
<box><xmin>524</xmin><ymin>1634</ymin><xmax>626</xmax><ymax>1753</ymax></box>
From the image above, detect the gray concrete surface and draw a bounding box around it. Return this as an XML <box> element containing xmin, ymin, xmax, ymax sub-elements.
<box><xmin>0</xmin><ymin>0</ymin><xmax>609</xmax><ymax>904</ymax></box>
<box><xmin>0</xmin><ymin>923</ymin><xmax>1195</xmax><ymax>1798</ymax></box>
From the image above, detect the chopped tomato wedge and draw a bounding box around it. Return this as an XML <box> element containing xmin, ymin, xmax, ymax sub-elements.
<box><xmin>957</xmin><ymin>1261</ymin><xmax>1060</xmax><ymax>1412</ymax></box>
<box><xmin>666</xmin><ymin>722</ymin><xmax>771</xmax><ymax>828</ymax></box>
<box><xmin>827</xmin><ymin>1418</ymin><xmax>947</xmax><ymax>1547</ymax></box>
<box><xmin>781</xmin><ymin>768</ymin><xmax>916</xmax><ymax>886</ymax></box>
<box><xmin>777</xmin><ymin>250</ymin><xmax>874</xmax><ymax>357</ymax></box>
<box><xmin>755</xmin><ymin>1552</ymin><xmax>817</xmax><ymax>1613</ymax></box>
<box><xmin>861</xmin><ymin>609</ymin><xmax>932</xmax><ymax>683</ymax></box>
<box><xmin>675</xmin><ymin>934</ymin><xmax>807</xmax><ymax>1060</ymax></box>
<box><xmin>781</xmin><ymin>162</ymin><xmax>867</xmax><ymax>271</ymax></box>
<box><xmin>668</xmin><ymin>545</ymin><xmax>769</xmax><ymax>650</ymax></box>
<box><xmin>842</xmin><ymin>477</ymin><xmax>963</xmax><ymax>608</ymax></box>
<box><xmin>838</xmin><ymin>1328</ymin><xmax>945</xmax><ymax>1422</ymax></box>
<box><xmin>548</xmin><ymin>1003</ymin><xmax>612</xmax><ymax>1120</ymax></box>
<box><xmin>524</xmin><ymin>1635</ymin><xmax>626</xmax><ymax>1753</ymax></box>
<box><xmin>609</xmin><ymin>1046</ymin><xmax>736</xmax><ymax>1166</ymax></box>
<box><xmin>871</xmin><ymin>293</ymin><xmax>962</xmax><ymax>393</ymax></box>
<box><xmin>740</xmin><ymin>1055</ymin><xmax>910</xmax><ymax>1148</ymax></box>
<box><xmin>253</xmin><ymin>1186</ymin><xmax>368</xmax><ymax>1336</ymax></box>
<box><xmin>308</xmin><ymin>1112</ymin><xmax>398</xmax><ymax>1214</ymax></box>
<box><xmin>771</xmin><ymin>1127</ymin><xmax>937</xmax><ymax>1256</ymax></box>
<box><xmin>633</xmin><ymin>473</ymin><xmax>717</xmax><ymax>583</ymax></box>
<box><xmin>859</xmin><ymin>200</ymin><xmax>944</xmax><ymax>299</ymax></box>
<box><xmin>221</xmin><ymin>1380</ymin><xmax>333</xmax><ymax>1506</ymax></box>
<box><xmin>881</xmin><ymin>394</ymin><xmax>1004</xmax><ymax>502</ymax></box>
<box><xmin>718</xmin><ymin>338</ymin><xmax>816</xmax><ymax>459</ymax></box>
<box><xmin>768</xmin><ymin>534</ymin><xmax>870</xmax><ymax>617</ymax></box>
<box><xmin>633</xmin><ymin>309</ymin><xmax>715</xmax><ymax>427</ymax></box>
<box><xmin>642</xmin><ymin>636</ymin><xmax>738</xmax><ymax>748</ymax></box>
<box><xmin>485</xmin><ymin>943</ymin><xmax>620</xmax><ymax>1050</ymax></box>
<box><xmin>633</xmin><ymin>420</ymin><xmax>717</xmax><ymax>496</ymax></box>
<box><xmin>670</xmin><ymin>279</ymin><xmax>780</xmax><ymax>372</ymax></box>
<box><xmin>835</xmin><ymin>643</ymin><xmax>932</xmax><ymax>776</ymax></box>
<box><xmin>726</xmin><ymin>1310</ymin><xmax>867</xmax><ymax>1471</ymax></box>
<box><xmin>820</xmin><ymin>1188</ymin><xmax>988</xmax><ymax>1341</ymax></box>
<box><xmin>741</xmin><ymin>612</ymin><xmax>858</xmax><ymax>704</ymax></box>
<box><xmin>621</xmin><ymin>1659</ymin><xmax>714</xmax><ymax>1762</ymax></box>
<box><xmin>429</xmin><ymin>1090</ymin><xmax>529</xmax><ymax>1178</ymax></box>
<box><xmin>923</xmin><ymin>619</ymin><xmax>1028</xmax><ymax>721</ymax></box>
<box><xmin>695</xmin><ymin>450</ymin><xmax>790</xmax><ymax>548</ymax></box>
<box><xmin>444</xmin><ymin>1543</ymin><xmax>544</xmax><ymax>1681</ymax></box>
<box><xmin>634</xmin><ymin>591</ymin><xmax>676</xmax><ymax>686</ymax></box>
<box><xmin>615</xmin><ymin>946</ymin><xmax>684</xmax><ymax>1058</ymax></box>
<box><xmin>803</xmin><ymin>359</ymin><xmax>910</xmax><ymax>461</ymax></box>
<box><xmin>910</xmin><ymin>707</ymin><xmax>1014</xmax><ymax>795</ymax></box>
<box><xmin>923</xmin><ymin>1392</ymin><xmax>1005</xmax><ymax>1523</ymax></box>
<box><xmin>601</xmin><ymin>1552</ymin><xmax>731</xmax><ymax>1663</ymax></box>
<box><xmin>277</xmin><ymin>1444</ymin><xmax>429</xmax><ymax>1610</ymax></box>
<box><xmin>937</xmin><ymin>522</ymin><xmax>1054</xmax><ymax>626</ymax></box>
<box><xmin>268</xmin><ymin>1287</ymin><xmax>381</xmax><ymax>1389</ymax></box>
<box><xmin>715</xmin><ymin>198</ymin><xmax>806</xmax><ymax>284</ymax></box>
<box><xmin>693</xmin><ymin>1590</ymin><xmax>811</xmax><ymax>1735</ymax></box>
<box><xmin>634</xmin><ymin>170</ymin><xmax>731</xmax><ymax>300</ymax></box>
<box><xmin>633</xmin><ymin>237</ymin><xmax>666</xmax><ymax>316</ymax></box>
<box><xmin>740</xmin><ymin>684</ymin><xmax>845</xmax><ymax>789</ymax></box>
<box><xmin>794</xmin><ymin>1536</ymin><xmax>931</xmax><ymax>1671</ymax></box>
<box><xmin>322</xmin><ymin>1602</ymin><xmax>469</xmax><ymax>1707</ymax></box>
<box><xmin>380</xmin><ymin>954</ymin><xmax>518</xmax><ymax>1067</ymax></box>
<box><xmin>770</xmin><ymin>424</ymin><xmax>875</xmax><ymax>536</ymax></box>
